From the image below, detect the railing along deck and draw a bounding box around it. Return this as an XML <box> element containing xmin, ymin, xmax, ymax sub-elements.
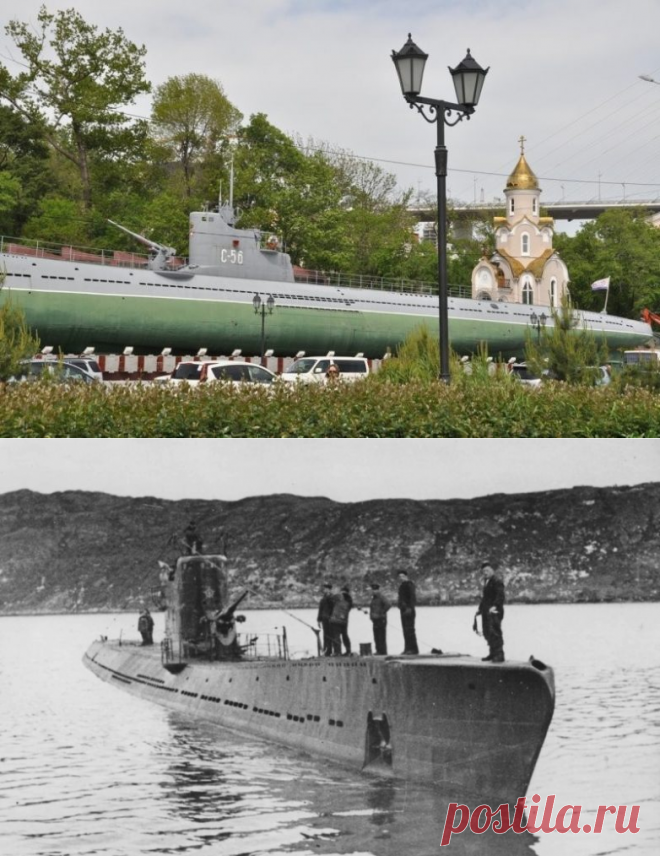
<box><xmin>161</xmin><ymin>632</ymin><xmax>290</xmax><ymax>665</ymax></box>
<box><xmin>0</xmin><ymin>234</ymin><xmax>186</xmax><ymax>269</ymax></box>
<box><xmin>293</xmin><ymin>268</ymin><xmax>471</xmax><ymax>298</ymax></box>
<box><xmin>1</xmin><ymin>234</ymin><xmax>471</xmax><ymax>298</ymax></box>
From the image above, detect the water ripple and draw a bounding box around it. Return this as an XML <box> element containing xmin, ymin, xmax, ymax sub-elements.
<box><xmin>1</xmin><ymin>606</ymin><xmax>659</xmax><ymax>856</ymax></box>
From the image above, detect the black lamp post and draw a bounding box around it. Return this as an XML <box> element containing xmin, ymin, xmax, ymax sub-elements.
<box><xmin>252</xmin><ymin>293</ymin><xmax>275</xmax><ymax>359</ymax></box>
<box><xmin>529</xmin><ymin>310</ymin><xmax>547</xmax><ymax>344</ymax></box>
<box><xmin>392</xmin><ymin>35</ymin><xmax>488</xmax><ymax>382</ymax></box>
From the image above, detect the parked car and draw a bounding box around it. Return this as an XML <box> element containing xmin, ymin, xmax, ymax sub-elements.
<box><xmin>280</xmin><ymin>356</ymin><xmax>370</xmax><ymax>384</ymax></box>
<box><xmin>206</xmin><ymin>361</ymin><xmax>277</xmax><ymax>385</ymax></box>
<box><xmin>509</xmin><ymin>362</ymin><xmax>542</xmax><ymax>387</ymax></box>
<box><xmin>60</xmin><ymin>357</ymin><xmax>104</xmax><ymax>382</ymax></box>
<box><xmin>154</xmin><ymin>361</ymin><xmax>206</xmax><ymax>386</ymax></box>
<box><xmin>11</xmin><ymin>359</ymin><xmax>98</xmax><ymax>384</ymax></box>
<box><xmin>622</xmin><ymin>349</ymin><xmax>660</xmax><ymax>368</ymax></box>
<box><xmin>157</xmin><ymin>360</ymin><xmax>277</xmax><ymax>387</ymax></box>
<box><xmin>511</xmin><ymin>363</ymin><xmax>611</xmax><ymax>387</ymax></box>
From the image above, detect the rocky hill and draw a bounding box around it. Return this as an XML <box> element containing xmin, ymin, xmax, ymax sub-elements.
<box><xmin>0</xmin><ymin>484</ymin><xmax>658</xmax><ymax>614</ymax></box>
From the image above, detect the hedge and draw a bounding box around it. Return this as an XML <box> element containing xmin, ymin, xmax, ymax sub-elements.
<box><xmin>0</xmin><ymin>375</ymin><xmax>658</xmax><ymax>437</ymax></box>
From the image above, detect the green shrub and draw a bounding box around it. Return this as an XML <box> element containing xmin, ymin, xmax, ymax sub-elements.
<box><xmin>0</xmin><ymin>287</ymin><xmax>40</xmax><ymax>382</ymax></box>
<box><xmin>0</xmin><ymin>377</ymin><xmax>658</xmax><ymax>437</ymax></box>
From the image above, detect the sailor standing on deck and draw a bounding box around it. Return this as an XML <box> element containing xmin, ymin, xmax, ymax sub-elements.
<box><xmin>474</xmin><ymin>561</ymin><xmax>505</xmax><ymax>662</ymax></box>
<box><xmin>329</xmin><ymin>585</ymin><xmax>353</xmax><ymax>655</ymax></box>
<box><xmin>317</xmin><ymin>582</ymin><xmax>336</xmax><ymax>656</ymax></box>
<box><xmin>369</xmin><ymin>583</ymin><xmax>390</xmax><ymax>655</ymax></box>
<box><xmin>138</xmin><ymin>608</ymin><xmax>154</xmax><ymax>645</ymax></box>
<box><xmin>397</xmin><ymin>571</ymin><xmax>419</xmax><ymax>654</ymax></box>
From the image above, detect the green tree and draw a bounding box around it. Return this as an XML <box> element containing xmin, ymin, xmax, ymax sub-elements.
<box><xmin>0</xmin><ymin>286</ymin><xmax>40</xmax><ymax>381</ymax></box>
<box><xmin>378</xmin><ymin>325</ymin><xmax>439</xmax><ymax>383</ymax></box>
<box><xmin>151</xmin><ymin>74</ymin><xmax>242</xmax><ymax>199</ymax></box>
<box><xmin>312</xmin><ymin>140</ymin><xmax>398</xmax><ymax>213</ymax></box>
<box><xmin>342</xmin><ymin>200</ymin><xmax>420</xmax><ymax>277</ymax></box>
<box><xmin>0</xmin><ymin>104</ymin><xmax>51</xmax><ymax>234</ymax></box>
<box><xmin>1</xmin><ymin>5</ymin><xmax>150</xmax><ymax>210</ymax></box>
<box><xmin>524</xmin><ymin>295</ymin><xmax>608</xmax><ymax>384</ymax></box>
<box><xmin>233</xmin><ymin>114</ymin><xmax>345</xmax><ymax>268</ymax></box>
<box><xmin>0</xmin><ymin>173</ymin><xmax>21</xmax><ymax>223</ymax></box>
<box><xmin>555</xmin><ymin>209</ymin><xmax>660</xmax><ymax>317</ymax></box>
<box><xmin>21</xmin><ymin>197</ymin><xmax>90</xmax><ymax>246</ymax></box>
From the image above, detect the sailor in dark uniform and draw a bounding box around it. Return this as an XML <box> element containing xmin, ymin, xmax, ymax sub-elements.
<box><xmin>369</xmin><ymin>582</ymin><xmax>391</xmax><ymax>655</ymax></box>
<box><xmin>474</xmin><ymin>561</ymin><xmax>505</xmax><ymax>662</ymax></box>
<box><xmin>138</xmin><ymin>608</ymin><xmax>154</xmax><ymax>645</ymax></box>
<box><xmin>317</xmin><ymin>582</ymin><xmax>336</xmax><ymax>656</ymax></box>
<box><xmin>184</xmin><ymin>520</ymin><xmax>203</xmax><ymax>554</ymax></box>
<box><xmin>397</xmin><ymin>571</ymin><xmax>419</xmax><ymax>654</ymax></box>
<box><xmin>329</xmin><ymin>585</ymin><xmax>353</xmax><ymax>655</ymax></box>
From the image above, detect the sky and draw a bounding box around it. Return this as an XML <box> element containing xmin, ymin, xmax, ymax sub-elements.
<box><xmin>2</xmin><ymin>0</ymin><xmax>660</xmax><ymax>230</ymax></box>
<box><xmin>0</xmin><ymin>439</ymin><xmax>656</xmax><ymax>502</ymax></box>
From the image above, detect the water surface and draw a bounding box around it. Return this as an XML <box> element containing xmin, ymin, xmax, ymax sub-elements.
<box><xmin>1</xmin><ymin>604</ymin><xmax>658</xmax><ymax>855</ymax></box>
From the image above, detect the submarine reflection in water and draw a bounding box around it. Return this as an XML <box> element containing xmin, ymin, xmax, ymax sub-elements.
<box><xmin>154</xmin><ymin>715</ymin><xmax>540</xmax><ymax>856</ymax></box>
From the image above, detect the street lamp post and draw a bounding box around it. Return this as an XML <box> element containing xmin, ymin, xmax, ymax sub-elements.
<box><xmin>391</xmin><ymin>35</ymin><xmax>488</xmax><ymax>382</ymax></box>
<box><xmin>252</xmin><ymin>293</ymin><xmax>275</xmax><ymax>359</ymax></box>
<box><xmin>529</xmin><ymin>311</ymin><xmax>547</xmax><ymax>344</ymax></box>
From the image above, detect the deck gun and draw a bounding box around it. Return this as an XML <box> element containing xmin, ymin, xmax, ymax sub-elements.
<box><xmin>213</xmin><ymin>590</ymin><xmax>249</xmax><ymax>654</ymax></box>
<box><xmin>216</xmin><ymin>589</ymin><xmax>249</xmax><ymax>625</ymax></box>
<box><xmin>108</xmin><ymin>219</ymin><xmax>177</xmax><ymax>271</ymax></box>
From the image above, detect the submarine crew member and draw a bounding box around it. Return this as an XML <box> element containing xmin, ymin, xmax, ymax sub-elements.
<box><xmin>369</xmin><ymin>583</ymin><xmax>391</xmax><ymax>655</ymax></box>
<box><xmin>183</xmin><ymin>520</ymin><xmax>203</xmax><ymax>554</ymax></box>
<box><xmin>317</xmin><ymin>582</ymin><xmax>336</xmax><ymax>656</ymax></box>
<box><xmin>329</xmin><ymin>585</ymin><xmax>353</xmax><ymax>655</ymax></box>
<box><xmin>138</xmin><ymin>608</ymin><xmax>154</xmax><ymax>645</ymax></box>
<box><xmin>397</xmin><ymin>571</ymin><xmax>419</xmax><ymax>654</ymax></box>
<box><xmin>474</xmin><ymin>561</ymin><xmax>505</xmax><ymax>662</ymax></box>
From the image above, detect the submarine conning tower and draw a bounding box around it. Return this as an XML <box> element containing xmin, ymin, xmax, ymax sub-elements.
<box><xmin>187</xmin><ymin>205</ymin><xmax>295</xmax><ymax>283</ymax></box>
<box><xmin>162</xmin><ymin>553</ymin><xmax>228</xmax><ymax>672</ymax></box>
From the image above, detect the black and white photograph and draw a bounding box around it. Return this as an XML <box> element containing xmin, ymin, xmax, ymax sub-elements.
<box><xmin>1</xmin><ymin>439</ymin><xmax>658</xmax><ymax>856</ymax></box>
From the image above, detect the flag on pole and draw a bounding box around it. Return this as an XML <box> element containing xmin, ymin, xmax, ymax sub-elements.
<box><xmin>590</xmin><ymin>277</ymin><xmax>610</xmax><ymax>291</ymax></box>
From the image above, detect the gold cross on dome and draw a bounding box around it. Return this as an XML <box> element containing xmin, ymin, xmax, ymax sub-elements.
<box><xmin>518</xmin><ymin>135</ymin><xmax>526</xmax><ymax>154</ymax></box>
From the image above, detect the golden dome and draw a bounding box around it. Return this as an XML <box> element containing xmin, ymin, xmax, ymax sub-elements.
<box><xmin>506</xmin><ymin>153</ymin><xmax>539</xmax><ymax>191</ymax></box>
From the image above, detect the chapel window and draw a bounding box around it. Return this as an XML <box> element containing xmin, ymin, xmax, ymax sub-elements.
<box><xmin>521</xmin><ymin>233</ymin><xmax>530</xmax><ymax>255</ymax></box>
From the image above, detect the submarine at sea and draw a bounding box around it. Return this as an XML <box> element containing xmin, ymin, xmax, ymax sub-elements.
<box><xmin>83</xmin><ymin>550</ymin><xmax>555</xmax><ymax>802</ymax></box>
<box><xmin>0</xmin><ymin>197</ymin><xmax>652</xmax><ymax>358</ymax></box>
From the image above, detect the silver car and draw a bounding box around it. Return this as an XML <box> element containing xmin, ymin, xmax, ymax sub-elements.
<box><xmin>12</xmin><ymin>359</ymin><xmax>98</xmax><ymax>384</ymax></box>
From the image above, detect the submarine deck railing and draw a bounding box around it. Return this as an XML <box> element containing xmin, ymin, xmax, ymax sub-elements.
<box><xmin>0</xmin><ymin>234</ymin><xmax>471</xmax><ymax>299</ymax></box>
<box><xmin>161</xmin><ymin>632</ymin><xmax>290</xmax><ymax>664</ymax></box>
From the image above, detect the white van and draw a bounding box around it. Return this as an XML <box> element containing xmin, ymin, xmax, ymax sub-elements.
<box><xmin>622</xmin><ymin>350</ymin><xmax>660</xmax><ymax>367</ymax></box>
<box><xmin>281</xmin><ymin>356</ymin><xmax>370</xmax><ymax>384</ymax></box>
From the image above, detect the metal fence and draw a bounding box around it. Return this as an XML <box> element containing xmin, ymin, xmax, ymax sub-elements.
<box><xmin>1</xmin><ymin>233</ymin><xmax>471</xmax><ymax>298</ymax></box>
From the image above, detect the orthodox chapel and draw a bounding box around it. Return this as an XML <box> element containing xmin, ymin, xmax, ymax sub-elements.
<box><xmin>471</xmin><ymin>139</ymin><xmax>569</xmax><ymax>307</ymax></box>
